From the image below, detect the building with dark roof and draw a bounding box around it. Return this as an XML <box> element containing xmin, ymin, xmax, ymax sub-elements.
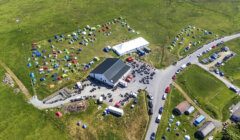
<box><xmin>89</xmin><ymin>58</ymin><xmax>131</xmax><ymax>87</ymax></box>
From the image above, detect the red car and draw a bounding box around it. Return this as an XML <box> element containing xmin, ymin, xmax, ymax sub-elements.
<box><xmin>126</xmin><ymin>57</ymin><xmax>134</xmax><ymax>62</ymax></box>
<box><xmin>212</xmin><ymin>45</ymin><xmax>216</xmax><ymax>49</ymax></box>
<box><xmin>115</xmin><ymin>102</ymin><xmax>121</xmax><ymax>108</ymax></box>
<box><xmin>165</xmin><ymin>86</ymin><xmax>171</xmax><ymax>94</ymax></box>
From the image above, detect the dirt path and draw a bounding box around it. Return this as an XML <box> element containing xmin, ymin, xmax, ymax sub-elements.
<box><xmin>172</xmin><ymin>82</ymin><xmax>222</xmax><ymax>128</ymax></box>
<box><xmin>0</xmin><ymin>61</ymin><xmax>31</xmax><ymax>99</ymax></box>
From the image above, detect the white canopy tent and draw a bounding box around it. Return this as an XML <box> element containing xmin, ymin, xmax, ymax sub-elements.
<box><xmin>112</xmin><ymin>37</ymin><xmax>149</xmax><ymax>56</ymax></box>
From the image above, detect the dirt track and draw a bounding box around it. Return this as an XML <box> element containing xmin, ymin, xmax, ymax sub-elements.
<box><xmin>173</xmin><ymin>82</ymin><xmax>222</xmax><ymax>128</ymax></box>
<box><xmin>0</xmin><ymin>61</ymin><xmax>31</xmax><ymax>99</ymax></box>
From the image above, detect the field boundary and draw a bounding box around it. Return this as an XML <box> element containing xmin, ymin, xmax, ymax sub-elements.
<box><xmin>172</xmin><ymin>82</ymin><xmax>222</xmax><ymax>128</ymax></box>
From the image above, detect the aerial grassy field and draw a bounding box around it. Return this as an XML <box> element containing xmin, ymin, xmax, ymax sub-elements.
<box><xmin>50</xmin><ymin>91</ymin><xmax>149</xmax><ymax>140</ymax></box>
<box><xmin>176</xmin><ymin>65</ymin><xmax>238</xmax><ymax>121</ymax></box>
<box><xmin>1</xmin><ymin>0</ymin><xmax>240</xmax><ymax>96</ymax></box>
<box><xmin>156</xmin><ymin>87</ymin><xmax>198</xmax><ymax>140</ymax></box>
<box><xmin>0</xmin><ymin>66</ymin><xmax>68</xmax><ymax>140</ymax></box>
<box><xmin>219</xmin><ymin>39</ymin><xmax>240</xmax><ymax>87</ymax></box>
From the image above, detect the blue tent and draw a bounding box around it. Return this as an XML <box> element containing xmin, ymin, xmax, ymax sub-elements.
<box><xmin>103</xmin><ymin>47</ymin><xmax>109</xmax><ymax>52</ymax></box>
<box><xmin>82</xmin><ymin>124</ymin><xmax>87</xmax><ymax>129</ymax></box>
<box><xmin>30</xmin><ymin>73</ymin><xmax>35</xmax><ymax>78</ymax></box>
<box><xmin>32</xmin><ymin>51</ymin><xmax>42</xmax><ymax>57</ymax></box>
<box><xmin>40</xmin><ymin>77</ymin><xmax>46</xmax><ymax>81</ymax></box>
<box><xmin>27</xmin><ymin>63</ymin><xmax>32</xmax><ymax>67</ymax></box>
<box><xmin>54</xmin><ymin>35</ymin><xmax>60</xmax><ymax>40</ymax></box>
<box><xmin>53</xmin><ymin>64</ymin><xmax>59</xmax><ymax>69</ymax></box>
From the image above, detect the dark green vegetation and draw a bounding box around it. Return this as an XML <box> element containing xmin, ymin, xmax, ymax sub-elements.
<box><xmin>176</xmin><ymin>65</ymin><xmax>238</xmax><ymax>121</ymax></box>
<box><xmin>219</xmin><ymin>39</ymin><xmax>240</xmax><ymax>87</ymax></box>
<box><xmin>0</xmin><ymin>66</ymin><xmax>68</xmax><ymax>140</ymax></box>
<box><xmin>1</xmin><ymin>0</ymin><xmax>240</xmax><ymax>96</ymax></box>
<box><xmin>156</xmin><ymin>87</ymin><xmax>198</xmax><ymax>140</ymax></box>
<box><xmin>53</xmin><ymin>92</ymin><xmax>149</xmax><ymax>140</ymax></box>
<box><xmin>216</xmin><ymin>123</ymin><xmax>240</xmax><ymax>140</ymax></box>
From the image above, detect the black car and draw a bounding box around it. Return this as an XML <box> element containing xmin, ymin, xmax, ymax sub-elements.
<box><xmin>159</xmin><ymin>107</ymin><xmax>164</xmax><ymax>114</ymax></box>
<box><xmin>148</xmin><ymin>100</ymin><xmax>153</xmax><ymax>108</ymax></box>
<box><xmin>148</xmin><ymin>108</ymin><xmax>153</xmax><ymax>115</ymax></box>
<box><xmin>150</xmin><ymin>132</ymin><xmax>156</xmax><ymax>140</ymax></box>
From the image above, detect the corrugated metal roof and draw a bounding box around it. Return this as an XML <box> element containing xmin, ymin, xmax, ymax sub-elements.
<box><xmin>232</xmin><ymin>107</ymin><xmax>240</xmax><ymax>118</ymax></box>
<box><xmin>90</xmin><ymin>58</ymin><xmax>131</xmax><ymax>84</ymax></box>
<box><xmin>198</xmin><ymin>121</ymin><xmax>215</xmax><ymax>137</ymax></box>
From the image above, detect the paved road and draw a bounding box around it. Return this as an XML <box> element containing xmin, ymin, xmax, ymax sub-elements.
<box><xmin>145</xmin><ymin>33</ymin><xmax>240</xmax><ymax>140</ymax></box>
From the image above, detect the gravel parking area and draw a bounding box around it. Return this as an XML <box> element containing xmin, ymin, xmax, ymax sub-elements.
<box><xmin>43</xmin><ymin>60</ymin><xmax>157</xmax><ymax>107</ymax></box>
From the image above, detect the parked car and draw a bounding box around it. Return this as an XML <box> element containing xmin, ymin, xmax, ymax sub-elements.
<box><xmin>220</xmin><ymin>72</ymin><xmax>224</xmax><ymax>76</ymax></box>
<box><xmin>148</xmin><ymin>100</ymin><xmax>153</xmax><ymax>108</ymax></box>
<box><xmin>156</xmin><ymin>114</ymin><xmax>162</xmax><ymax>123</ymax></box>
<box><xmin>150</xmin><ymin>132</ymin><xmax>156</xmax><ymax>140</ymax></box>
<box><xmin>148</xmin><ymin>108</ymin><xmax>153</xmax><ymax>115</ymax></box>
<box><xmin>147</xmin><ymin>94</ymin><xmax>154</xmax><ymax>100</ymax></box>
<box><xmin>162</xmin><ymin>94</ymin><xmax>167</xmax><ymax>100</ymax></box>
<box><xmin>159</xmin><ymin>107</ymin><xmax>164</xmax><ymax>114</ymax></box>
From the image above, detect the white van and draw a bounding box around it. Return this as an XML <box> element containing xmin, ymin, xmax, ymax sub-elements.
<box><xmin>162</xmin><ymin>94</ymin><xmax>167</xmax><ymax>100</ymax></box>
<box><xmin>156</xmin><ymin>114</ymin><xmax>162</xmax><ymax>123</ymax></box>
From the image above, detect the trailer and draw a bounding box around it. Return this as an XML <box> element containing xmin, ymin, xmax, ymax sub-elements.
<box><xmin>194</xmin><ymin>115</ymin><xmax>205</xmax><ymax>126</ymax></box>
<box><xmin>107</xmin><ymin>106</ymin><xmax>124</xmax><ymax>116</ymax></box>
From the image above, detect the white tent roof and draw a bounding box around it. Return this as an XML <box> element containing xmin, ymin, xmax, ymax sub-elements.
<box><xmin>112</xmin><ymin>37</ymin><xmax>149</xmax><ymax>56</ymax></box>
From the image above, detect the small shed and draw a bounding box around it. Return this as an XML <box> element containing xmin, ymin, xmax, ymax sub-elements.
<box><xmin>185</xmin><ymin>106</ymin><xmax>195</xmax><ymax>115</ymax></box>
<box><xmin>173</xmin><ymin>101</ymin><xmax>190</xmax><ymax>115</ymax></box>
<box><xmin>196</xmin><ymin>121</ymin><xmax>215</xmax><ymax>138</ymax></box>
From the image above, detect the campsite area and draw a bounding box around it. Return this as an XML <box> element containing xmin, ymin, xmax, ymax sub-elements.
<box><xmin>176</xmin><ymin>65</ymin><xmax>238</xmax><ymax>121</ymax></box>
<box><xmin>156</xmin><ymin>87</ymin><xmax>199</xmax><ymax>140</ymax></box>
<box><xmin>28</xmin><ymin>18</ymin><xmax>138</xmax><ymax>99</ymax></box>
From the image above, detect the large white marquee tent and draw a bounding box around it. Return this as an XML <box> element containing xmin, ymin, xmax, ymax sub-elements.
<box><xmin>112</xmin><ymin>37</ymin><xmax>149</xmax><ymax>56</ymax></box>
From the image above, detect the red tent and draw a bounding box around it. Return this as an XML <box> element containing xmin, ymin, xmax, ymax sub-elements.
<box><xmin>55</xmin><ymin>111</ymin><xmax>62</xmax><ymax>117</ymax></box>
<box><xmin>165</xmin><ymin>86</ymin><xmax>171</xmax><ymax>94</ymax></box>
